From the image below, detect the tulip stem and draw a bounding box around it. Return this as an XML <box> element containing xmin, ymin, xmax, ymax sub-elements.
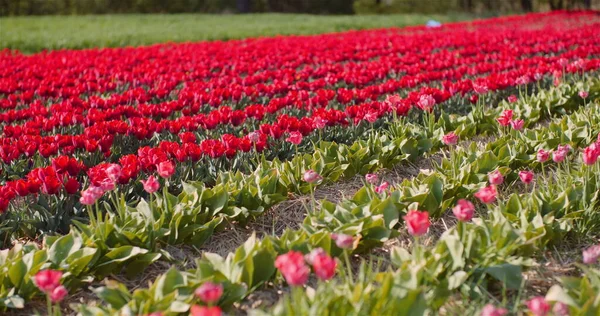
<box><xmin>343</xmin><ymin>250</ymin><xmax>353</xmax><ymax>284</ymax></box>
<box><xmin>46</xmin><ymin>293</ymin><xmax>52</xmax><ymax>316</ymax></box>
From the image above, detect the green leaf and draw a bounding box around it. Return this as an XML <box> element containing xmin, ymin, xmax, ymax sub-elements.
<box><xmin>484</xmin><ymin>264</ymin><xmax>522</xmax><ymax>290</ymax></box>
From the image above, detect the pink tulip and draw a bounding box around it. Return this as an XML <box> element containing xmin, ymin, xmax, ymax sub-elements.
<box><xmin>141</xmin><ymin>175</ymin><xmax>160</xmax><ymax>194</ymax></box>
<box><xmin>195</xmin><ymin>282</ymin><xmax>223</xmax><ymax>304</ymax></box>
<box><xmin>417</xmin><ymin>94</ymin><xmax>436</xmax><ymax>112</ymax></box>
<box><xmin>526</xmin><ymin>296</ymin><xmax>551</xmax><ymax>316</ymax></box>
<box><xmin>583</xmin><ymin>245</ymin><xmax>600</xmax><ymax>264</ymax></box>
<box><xmin>552</xmin><ymin>145</ymin><xmax>571</xmax><ymax>163</ymax></box>
<box><xmin>303</xmin><ymin>170</ymin><xmax>322</xmax><ymax>184</ymax></box>
<box><xmin>579</xmin><ymin>90</ymin><xmax>589</xmax><ymax>99</ymax></box>
<box><xmin>286</xmin><ymin>131</ymin><xmax>303</xmax><ymax>145</ymax></box>
<box><xmin>307</xmin><ymin>248</ymin><xmax>337</xmax><ymax>281</ymax></box>
<box><xmin>474</xmin><ymin>185</ymin><xmax>498</xmax><ymax>204</ymax></box>
<box><xmin>507</xmin><ymin>95</ymin><xmax>518</xmax><ymax>103</ymax></box>
<box><xmin>473</xmin><ymin>83</ymin><xmax>489</xmax><ymax>95</ymax></box>
<box><xmin>50</xmin><ymin>285</ymin><xmax>68</xmax><ymax>303</ymax></box>
<box><xmin>404</xmin><ymin>210</ymin><xmax>430</xmax><ymax>236</ymax></box>
<box><xmin>488</xmin><ymin>170</ymin><xmax>504</xmax><ymax>185</ymax></box>
<box><xmin>510</xmin><ymin>119</ymin><xmax>524</xmax><ymax>131</ymax></box>
<box><xmin>331</xmin><ymin>233</ymin><xmax>354</xmax><ymax>249</ymax></box>
<box><xmin>105</xmin><ymin>164</ymin><xmax>122</xmax><ymax>182</ymax></box>
<box><xmin>519</xmin><ymin>170</ymin><xmax>534</xmax><ymax>184</ymax></box>
<box><xmin>582</xmin><ymin>144</ymin><xmax>599</xmax><ymax>165</ymax></box>
<box><xmin>497</xmin><ymin>110</ymin><xmax>513</xmax><ymax>127</ymax></box>
<box><xmin>157</xmin><ymin>161</ymin><xmax>175</xmax><ymax>178</ymax></box>
<box><xmin>374</xmin><ymin>181</ymin><xmax>389</xmax><ymax>194</ymax></box>
<box><xmin>275</xmin><ymin>251</ymin><xmax>310</xmax><ymax>286</ymax></box>
<box><xmin>453</xmin><ymin>199</ymin><xmax>475</xmax><ymax>222</ymax></box>
<box><xmin>190</xmin><ymin>305</ymin><xmax>222</xmax><ymax>316</ymax></box>
<box><xmin>480</xmin><ymin>304</ymin><xmax>508</xmax><ymax>316</ymax></box>
<box><xmin>552</xmin><ymin>302</ymin><xmax>570</xmax><ymax>316</ymax></box>
<box><xmin>248</xmin><ymin>131</ymin><xmax>261</xmax><ymax>143</ymax></box>
<box><xmin>365</xmin><ymin>173</ymin><xmax>379</xmax><ymax>184</ymax></box>
<box><xmin>442</xmin><ymin>132</ymin><xmax>459</xmax><ymax>145</ymax></box>
<box><xmin>537</xmin><ymin>149</ymin><xmax>549</xmax><ymax>163</ymax></box>
<box><xmin>34</xmin><ymin>269</ymin><xmax>63</xmax><ymax>293</ymax></box>
<box><xmin>313</xmin><ymin>117</ymin><xmax>327</xmax><ymax>129</ymax></box>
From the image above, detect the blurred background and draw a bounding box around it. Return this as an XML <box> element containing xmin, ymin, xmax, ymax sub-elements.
<box><xmin>1</xmin><ymin>0</ymin><xmax>597</xmax><ymax>15</ymax></box>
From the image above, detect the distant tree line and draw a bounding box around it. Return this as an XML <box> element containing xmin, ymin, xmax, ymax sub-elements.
<box><xmin>0</xmin><ymin>0</ymin><xmax>595</xmax><ymax>15</ymax></box>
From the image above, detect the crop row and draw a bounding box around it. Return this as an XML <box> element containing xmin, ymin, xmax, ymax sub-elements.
<box><xmin>1</xmin><ymin>77</ymin><xmax>598</xmax><ymax>311</ymax></box>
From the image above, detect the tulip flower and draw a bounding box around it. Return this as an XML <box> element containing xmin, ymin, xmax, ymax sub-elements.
<box><xmin>306</xmin><ymin>248</ymin><xmax>337</xmax><ymax>281</ymax></box>
<box><xmin>510</xmin><ymin>119</ymin><xmax>524</xmax><ymax>131</ymax></box>
<box><xmin>474</xmin><ymin>185</ymin><xmax>498</xmax><ymax>204</ymax></box>
<box><xmin>50</xmin><ymin>285</ymin><xmax>68</xmax><ymax>303</ymax></box>
<box><xmin>480</xmin><ymin>304</ymin><xmax>508</xmax><ymax>316</ymax></box>
<box><xmin>157</xmin><ymin>161</ymin><xmax>175</xmax><ymax>178</ymax></box>
<box><xmin>552</xmin><ymin>302</ymin><xmax>570</xmax><ymax>316</ymax></box>
<box><xmin>195</xmin><ymin>282</ymin><xmax>223</xmax><ymax>305</ymax></box>
<box><xmin>331</xmin><ymin>233</ymin><xmax>354</xmax><ymax>249</ymax></box>
<box><xmin>536</xmin><ymin>149</ymin><xmax>549</xmax><ymax>163</ymax></box>
<box><xmin>34</xmin><ymin>270</ymin><xmax>63</xmax><ymax>293</ymax></box>
<box><xmin>365</xmin><ymin>173</ymin><xmax>379</xmax><ymax>185</ymax></box>
<box><xmin>488</xmin><ymin>170</ymin><xmax>504</xmax><ymax>185</ymax></box>
<box><xmin>274</xmin><ymin>251</ymin><xmax>310</xmax><ymax>286</ymax></box>
<box><xmin>286</xmin><ymin>131</ymin><xmax>303</xmax><ymax>145</ymax></box>
<box><xmin>452</xmin><ymin>199</ymin><xmax>475</xmax><ymax>221</ymax></box>
<box><xmin>583</xmin><ymin>245</ymin><xmax>600</xmax><ymax>264</ymax></box>
<box><xmin>403</xmin><ymin>210</ymin><xmax>430</xmax><ymax>236</ymax></box>
<box><xmin>190</xmin><ymin>305</ymin><xmax>222</xmax><ymax>316</ymax></box>
<box><xmin>374</xmin><ymin>181</ymin><xmax>389</xmax><ymax>194</ymax></box>
<box><xmin>526</xmin><ymin>296</ymin><xmax>551</xmax><ymax>316</ymax></box>
<box><xmin>303</xmin><ymin>170</ymin><xmax>322</xmax><ymax>184</ymax></box>
<box><xmin>518</xmin><ymin>170</ymin><xmax>534</xmax><ymax>184</ymax></box>
<box><xmin>442</xmin><ymin>132</ymin><xmax>458</xmax><ymax>145</ymax></box>
<box><xmin>141</xmin><ymin>175</ymin><xmax>160</xmax><ymax>193</ymax></box>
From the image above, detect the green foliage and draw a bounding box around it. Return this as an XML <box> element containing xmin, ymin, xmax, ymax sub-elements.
<box><xmin>0</xmin><ymin>13</ymin><xmax>469</xmax><ymax>53</ymax></box>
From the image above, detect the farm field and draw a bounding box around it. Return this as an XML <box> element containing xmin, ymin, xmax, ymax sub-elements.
<box><xmin>0</xmin><ymin>13</ymin><xmax>471</xmax><ymax>53</ymax></box>
<box><xmin>1</xmin><ymin>10</ymin><xmax>600</xmax><ymax>316</ymax></box>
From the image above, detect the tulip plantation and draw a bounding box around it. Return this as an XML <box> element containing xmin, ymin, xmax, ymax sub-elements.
<box><xmin>1</xmin><ymin>10</ymin><xmax>600</xmax><ymax>316</ymax></box>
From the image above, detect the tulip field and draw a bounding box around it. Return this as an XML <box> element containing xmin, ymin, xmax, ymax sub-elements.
<box><xmin>1</xmin><ymin>10</ymin><xmax>600</xmax><ymax>315</ymax></box>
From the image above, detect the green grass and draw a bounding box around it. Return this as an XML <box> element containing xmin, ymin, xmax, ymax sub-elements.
<box><xmin>0</xmin><ymin>13</ymin><xmax>472</xmax><ymax>53</ymax></box>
